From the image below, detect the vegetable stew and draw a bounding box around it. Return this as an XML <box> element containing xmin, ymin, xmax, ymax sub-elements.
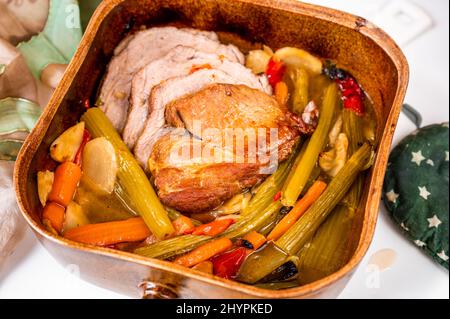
<box><xmin>36</xmin><ymin>26</ymin><xmax>376</xmax><ymax>289</ymax></box>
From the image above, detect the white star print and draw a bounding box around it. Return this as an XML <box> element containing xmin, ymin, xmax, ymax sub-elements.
<box><xmin>400</xmin><ymin>223</ymin><xmax>409</xmax><ymax>231</ymax></box>
<box><xmin>414</xmin><ymin>240</ymin><xmax>426</xmax><ymax>247</ymax></box>
<box><xmin>418</xmin><ymin>186</ymin><xmax>431</xmax><ymax>200</ymax></box>
<box><xmin>386</xmin><ymin>190</ymin><xmax>399</xmax><ymax>203</ymax></box>
<box><xmin>411</xmin><ymin>151</ymin><xmax>425</xmax><ymax>166</ymax></box>
<box><xmin>437</xmin><ymin>250</ymin><xmax>449</xmax><ymax>261</ymax></box>
<box><xmin>427</xmin><ymin>215</ymin><xmax>442</xmax><ymax>228</ymax></box>
<box><xmin>426</xmin><ymin>159</ymin><xmax>434</xmax><ymax>166</ymax></box>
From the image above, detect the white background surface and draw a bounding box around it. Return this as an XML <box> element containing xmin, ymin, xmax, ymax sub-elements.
<box><xmin>0</xmin><ymin>0</ymin><xmax>448</xmax><ymax>299</ymax></box>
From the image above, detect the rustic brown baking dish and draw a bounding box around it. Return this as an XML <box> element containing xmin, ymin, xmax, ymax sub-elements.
<box><xmin>14</xmin><ymin>0</ymin><xmax>408</xmax><ymax>298</ymax></box>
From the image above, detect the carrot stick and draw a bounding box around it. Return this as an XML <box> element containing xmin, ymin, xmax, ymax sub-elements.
<box><xmin>190</xmin><ymin>219</ymin><xmax>234</xmax><ymax>237</ymax></box>
<box><xmin>172</xmin><ymin>215</ymin><xmax>195</xmax><ymax>235</ymax></box>
<box><xmin>192</xmin><ymin>261</ymin><xmax>214</xmax><ymax>274</ymax></box>
<box><xmin>48</xmin><ymin>162</ymin><xmax>82</xmax><ymax>207</ymax></box>
<box><xmin>267</xmin><ymin>180</ymin><xmax>327</xmax><ymax>241</ymax></box>
<box><xmin>174</xmin><ymin>237</ymin><xmax>233</xmax><ymax>267</ymax></box>
<box><xmin>275</xmin><ymin>81</ymin><xmax>289</xmax><ymax>105</ymax></box>
<box><xmin>42</xmin><ymin>202</ymin><xmax>65</xmax><ymax>234</ymax></box>
<box><xmin>64</xmin><ymin>217</ymin><xmax>151</xmax><ymax>246</ymax></box>
<box><xmin>243</xmin><ymin>231</ymin><xmax>266</xmax><ymax>250</ymax></box>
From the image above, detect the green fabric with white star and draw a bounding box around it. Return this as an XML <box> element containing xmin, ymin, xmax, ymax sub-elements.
<box><xmin>383</xmin><ymin>123</ymin><xmax>449</xmax><ymax>269</ymax></box>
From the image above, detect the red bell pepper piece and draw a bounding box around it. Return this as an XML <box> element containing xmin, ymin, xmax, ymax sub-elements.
<box><xmin>273</xmin><ymin>191</ymin><xmax>282</xmax><ymax>202</ymax></box>
<box><xmin>83</xmin><ymin>99</ymin><xmax>90</xmax><ymax>109</ymax></box>
<box><xmin>190</xmin><ymin>218</ymin><xmax>234</xmax><ymax>237</ymax></box>
<box><xmin>336</xmin><ymin>76</ymin><xmax>365</xmax><ymax>116</ymax></box>
<box><xmin>323</xmin><ymin>62</ymin><xmax>365</xmax><ymax>116</ymax></box>
<box><xmin>266</xmin><ymin>58</ymin><xmax>286</xmax><ymax>89</ymax></box>
<box><xmin>211</xmin><ymin>247</ymin><xmax>249</xmax><ymax>279</ymax></box>
<box><xmin>73</xmin><ymin>129</ymin><xmax>91</xmax><ymax>166</ymax></box>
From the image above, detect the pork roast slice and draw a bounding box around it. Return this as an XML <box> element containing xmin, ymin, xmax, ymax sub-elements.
<box><xmin>148</xmin><ymin>84</ymin><xmax>300</xmax><ymax>213</ymax></box>
<box><xmin>148</xmin><ymin>131</ymin><xmax>264</xmax><ymax>214</ymax></box>
<box><xmin>98</xmin><ymin>26</ymin><xmax>244</xmax><ymax>132</ymax></box>
<box><xmin>124</xmin><ymin>46</ymin><xmax>271</xmax><ymax>149</ymax></box>
<box><xmin>133</xmin><ymin>68</ymin><xmax>271</xmax><ymax>170</ymax></box>
<box><xmin>165</xmin><ymin>83</ymin><xmax>299</xmax><ymax>162</ymax></box>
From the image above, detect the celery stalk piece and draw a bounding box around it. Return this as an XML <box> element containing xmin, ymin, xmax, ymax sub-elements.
<box><xmin>290</xmin><ymin>68</ymin><xmax>310</xmax><ymax>115</ymax></box>
<box><xmin>281</xmin><ymin>83</ymin><xmax>338</xmax><ymax>206</ymax></box>
<box><xmin>223</xmin><ymin>201</ymin><xmax>282</xmax><ymax>239</ymax></box>
<box><xmin>135</xmin><ymin>202</ymin><xmax>282</xmax><ymax>260</ymax></box>
<box><xmin>237</xmin><ymin>143</ymin><xmax>372</xmax><ymax>284</ymax></box>
<box><xmin>134</xmin><ymin>235</ymin><xmax>210</xmax><ymax>260</ymax></box>
<box><xmin>341</xmin><ymin>109</ymin><xmax>365</xmax><ymax>207</ymax></box>
<box><xmin>134</xmin><ymin>150</ymin><xmax>297</xmax><ymax>259</ymax></box>
<box><xmin>297</xmin><ymin>205</ymin><xmax>354</xmax><ymax>284</ymax></box>
<box><xmin>276</xmin><ymin>143</ymin><xmax>372</xmax><ymax>254</ymax></box>
<box><xmin>236</xmin><ymin>242</ymin><xmax>291</xmax><ymax>284</ymax></box>
<box><xmin>81</xmin><ymin>108</ymin><xmax>174</xmax><ymax>239</ymax></box>
<box><xmin>165</xmin><ymin>207</ymin><xmax>202</xmax><ymax>226</ymax></box>
<box><xmin>298</xmin><ymin>109</ymin><xmax>369</xmax><ymax>283</ymax></box>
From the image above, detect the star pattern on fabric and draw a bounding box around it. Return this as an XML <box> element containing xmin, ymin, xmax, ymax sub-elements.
<box><xmin>384</xmin><ymin>123</ymin><xmax>449</xmax><ymax>269</ymax></box>
<box><xmin>437</xmin><ymin>250</ymin><xmax>449</xmax><ymax>261</ymax></box>
<box><xmin>414</xmin><ymin>240</ymin><xmax>426</xmax><ymax>247</ymax></box>
<box><xmin>427</xmin><ymin>215</ymin><xmax>442</xmax><ymax>228</ymax></box>
<box><xmin>411</xmin><ymin>150</ymin><xmax>425</xmax><ymax>166</ymax></box>
<box><xmin>386</xmin><ymin>189</ymin><xmax>399</xmax><ymax>203</ymax></box>
<box><xmin>418</xmin><ymin>186</ymin><xmax>431</xmax><ymax>200</ymax></box>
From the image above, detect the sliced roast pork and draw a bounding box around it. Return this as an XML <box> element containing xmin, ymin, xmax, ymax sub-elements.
<box><xmin>148</xmin><ymin>84</ymin><xmax>300</xmax><ymax>214</ymax></box>
<box><xmin>149</xmin><ymin>132</ymin><xmax>263</xmax><ymax>214</ymax></box>
<box><xmin>165</xmin><ymin>83</ymin><xmax>299</xmax><ymax>164</ymax></box>
<box><xmin>98</xmin><ymin>26</ymin><xmax>244</xmax><ymax>132</ymax></box>
<box><xmin>134</xmin><ymin>68</ymin><xmax>271</xmax><ymax>170</ymax></box>
<box><xmin>123</xmin><ymin>46</ymin><xmax>271</xmax><ymax>149</ymax></box>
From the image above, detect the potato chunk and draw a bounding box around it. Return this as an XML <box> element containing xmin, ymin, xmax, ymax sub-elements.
<box><xmin>37</xmin><ymin>170</ymin><xmax>54</xmax><ymax>206</ymax></box>
<box><xmin>82</xmin><ymin>137</ymin><xmax>118</xmax><ymax>194</ymax></box>
<box><xmin>50</xmin><ymin>122</ymin><xmax>85</xmax><ymax>162</ymax></box>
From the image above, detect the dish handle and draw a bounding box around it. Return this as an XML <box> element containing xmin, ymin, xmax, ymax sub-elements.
<box><xmin>139</xmin><ymin>281</ymin><xmax>179</xmax><ymax>299</ymax></box>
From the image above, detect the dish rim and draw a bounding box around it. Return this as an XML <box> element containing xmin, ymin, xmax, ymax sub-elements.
<box><xmin>13</xmin><ymin>0</ymin><xmax>409</xmax><ymax>298</ymax></box>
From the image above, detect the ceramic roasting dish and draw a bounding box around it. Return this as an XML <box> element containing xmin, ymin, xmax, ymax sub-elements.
<box><xmin>14</xmin><ymin>0</ymin><xmax>408</xmax><ymax>298</ymax></box>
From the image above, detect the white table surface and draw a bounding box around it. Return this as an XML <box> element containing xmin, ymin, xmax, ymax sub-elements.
<box><xmin>0</xmin><ymin>0</ymin><xmax>448</xmax><ymax>299</ymax></box>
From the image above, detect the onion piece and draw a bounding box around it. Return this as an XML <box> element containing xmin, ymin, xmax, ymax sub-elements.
<box><xmin>273</xmin><ymin>47</ymin><xmax>323</xmax><ymax>75</ymax></box>
<box><xmin>81</xmin><ymin>137</ymin><xmax>118</xmax><ymax>194</ymax></box>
